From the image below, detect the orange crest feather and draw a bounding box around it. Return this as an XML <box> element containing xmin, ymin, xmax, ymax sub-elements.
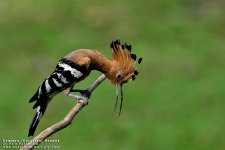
<box><xmin>110</xmin><ymin>39</ymin><xmax>142</xmax><ymax>84</ymax></box>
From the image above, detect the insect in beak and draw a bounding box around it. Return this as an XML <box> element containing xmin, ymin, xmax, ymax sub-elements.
<box><xmin>114</xmin><ymin>84</ymin><xmax>123</xmax><ymax>117</ymax></box>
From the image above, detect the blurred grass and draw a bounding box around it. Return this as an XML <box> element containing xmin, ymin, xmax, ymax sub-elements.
<box><xmin>0</xmin><ymin>0</ymin><xmax>225</xmax><ymax>150</ymax></box>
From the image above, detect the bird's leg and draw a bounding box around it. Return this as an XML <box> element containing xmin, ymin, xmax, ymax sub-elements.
<box><xmin>64</xmin><ymin>88</ymin><xmax>89</xmax><ymax>105</ymax></box>
<box><xmin>70</xmin><ymin>89</ymin><xmax>91</xmax><ymax>99</ymax></box>
<box><xmin>67</xmin><ymin>93</ymin><xmax>88</xmax><ymax>105</ymax></box>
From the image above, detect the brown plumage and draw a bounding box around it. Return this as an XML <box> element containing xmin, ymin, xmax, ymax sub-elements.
<box><xmin>28</xmin><ymin>39</ymin><xmax>142</xmax><ymax>136</ymax></box>
<box><xmin>110</xmin><ymin>40</ymin><xmax>137</xmax><ymax>84</ymax></box>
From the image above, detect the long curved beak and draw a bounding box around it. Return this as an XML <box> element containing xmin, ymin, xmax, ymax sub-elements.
<box><xmin>118</xmin><ymin>84</ymin><xmax>123</xmax><ymax>117</ymax></box>
<box><xmin>114</xmin><ymin>84</ymin><xmax>123</xmax><ymax>117</ymax></box>
<box><xmin>114</xmin><ymin>84</ymin><xmax>119</xmax><ymax>113</ymax></box>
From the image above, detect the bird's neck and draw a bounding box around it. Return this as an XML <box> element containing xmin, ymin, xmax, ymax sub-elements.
<box><xmin>89</xmin><ymin>50</ymin><xmax>114</xmax><ymax>77</ymax></box>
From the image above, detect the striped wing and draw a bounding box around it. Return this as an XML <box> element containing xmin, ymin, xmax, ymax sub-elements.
<box><xmin>28</xmin><ymin>58</ymin><xmax>89</xmax><ymax>136</ymax></box>
<box><xmin>29</xmin><ymin>58</ymin><xmax>87</xmax><ymax>108</ymax></box>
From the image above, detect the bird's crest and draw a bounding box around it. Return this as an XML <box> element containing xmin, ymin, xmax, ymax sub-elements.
<box><xmin>110</xmin><ymin>39</ymin><xmax>142</xmax><ymax>116</ymax></box>
<box><xmin>110</xmin><ymin>39</ymin><xmax>142</xmax><ymax>84</ymax></box>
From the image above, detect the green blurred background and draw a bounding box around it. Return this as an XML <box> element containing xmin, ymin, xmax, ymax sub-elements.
<box><xmin>0</xmin><ymin>0</ymin><xmax>225</xmax><ymax>149</ymax></box>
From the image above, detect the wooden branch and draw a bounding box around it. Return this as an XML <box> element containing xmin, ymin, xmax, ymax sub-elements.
<box><xmin>20</xmin><ymin>74</ymin><xmax>106</xmax><ymax>150</ymax></box>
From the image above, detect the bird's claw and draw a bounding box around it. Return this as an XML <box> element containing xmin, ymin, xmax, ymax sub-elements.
<box><xmin>77</xmin><ymin>96</ymin><xmax>88</xmax><ymax>105</ymax></box>
<box><xmin>80</xmin><ymin>90</ymin><xmax>91</xmax><ymax>99</ymax></box>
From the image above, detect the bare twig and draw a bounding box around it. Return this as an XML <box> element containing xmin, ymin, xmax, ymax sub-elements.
<box><xmin>20</xmin><ymin>74</ymin><xmax>106</xmax><ymax>150</ymax></box>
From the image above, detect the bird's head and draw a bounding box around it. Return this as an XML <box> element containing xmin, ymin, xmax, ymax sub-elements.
<box><xmin>108</xmin><ymin>39</ymin><xmax>142</xmax><ymax>116</ymax></box>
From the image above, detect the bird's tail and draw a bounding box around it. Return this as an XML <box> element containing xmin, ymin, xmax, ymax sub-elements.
<box><xmin>28</xmin><ymin>104</ymin><xmax>47</xmax><ymax>137</ymax></box>
<box><xmin>28</xmin><ymin>77</ymin><xmax>55</xmax><ymax>137</ymax></box>
<box><xmin>28</xmin><ymin>88</ymin><xmax>50</xmax><ymax>137</ymax></box>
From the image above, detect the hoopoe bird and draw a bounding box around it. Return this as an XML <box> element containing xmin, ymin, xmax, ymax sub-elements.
<box><xmin>28</xmin><ymin>39</ymin><xmax>142</xmax><ymax>136</ymax></box>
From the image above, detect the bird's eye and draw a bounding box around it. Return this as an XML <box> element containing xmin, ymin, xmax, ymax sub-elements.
<box><xmin>116</xmin><ymin>73</ymin><xmax>121</xmax><ymax>79</ymax></box>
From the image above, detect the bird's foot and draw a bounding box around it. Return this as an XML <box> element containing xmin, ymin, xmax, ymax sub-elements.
<box><xmin>67</xmin><ymin>94</ymin><xmax>88</xmax><ymax>105</ymax></box>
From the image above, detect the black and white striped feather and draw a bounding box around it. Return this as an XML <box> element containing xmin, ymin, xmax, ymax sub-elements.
<box><xmin>28</xmin><ymin>58</ymin><xmax>85</xmax><ymax>136</ymax></box>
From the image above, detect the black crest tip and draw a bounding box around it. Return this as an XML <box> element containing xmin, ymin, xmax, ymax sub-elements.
<box><xmin>127</xmin><ymin>45</ymin><xmax>132</xmax><ymax>51</ymax></box>
<box><xmin>110</xmin><ymin>41</ymin><xmax>119</xmax><ymax>50</ymax></box>
<box><xmin>125</xmin><ymin>43</ymin><xmax>128</xmax><ymax>49</ymax></box>
<box><xmin>114</xmin><ymin>39</ymin><xmax>120</xmax><ymax>46</ymax></box>
<box><xmin>132</xmin><ymin>75</ymin><xmax>136</xmax><ymax>81</ymax></box>
<box><xmin>134</xmin><ymin>70</ymin><xmax>139</xmax><ymax>75</ymax></box>
<box><xmin>110</xmin><ymin>41</ymin><xmax>114</xmax><ymax>49</ymax></box>
<box><xmin>125</xmin><ymin>43</ymin><xmax>131</xmax><ymax>51</ymax></box>
<box><xmin>131</xmin><ymin>54</ymin><xmax>137</xmax><ymax>61</ymax></box>
<box><xmin>138</xmin><ymin>58</ymin><xmax>142</xmax><ymax>64</ymax></box>
<box><xmin>121</xmin><ymin>44</ymin><xmax>125</xmax><ymax>49</ymax></box>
